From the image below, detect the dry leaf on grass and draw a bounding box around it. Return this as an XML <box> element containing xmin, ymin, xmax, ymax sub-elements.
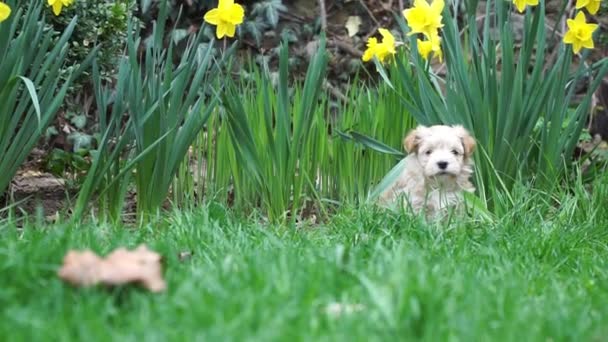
<box><xmin>57</xmin><ymin>244</ymin><xmax>166</xmax><ymax>292</ymax></box>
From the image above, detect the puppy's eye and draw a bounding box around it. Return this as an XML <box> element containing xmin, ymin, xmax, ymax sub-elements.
<box><xmin>452</xmin><ymin>149</ymin><xmax>460</xmax><ymax>156</ymax></box>
<box><xmin>425</xmin><ymin>150</ymin><xmax>432</xmax><ymax>155</ymax></box>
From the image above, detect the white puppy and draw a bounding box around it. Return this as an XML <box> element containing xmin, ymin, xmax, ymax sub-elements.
<box><xmin>379</xmin><ymin>125</ymin><xmax>476</xmax><ymax>216</ymax></box>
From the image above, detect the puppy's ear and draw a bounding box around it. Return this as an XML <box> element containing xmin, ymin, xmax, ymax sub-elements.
<box><xmin>403</xmin><ymin>126</ymin><xmax>425</xmax><ymax>153</ymax></box>
<box><xmin>453</xmin><ymin>125</ymin><xmax>476</xmax><ymax>157</ymax></box>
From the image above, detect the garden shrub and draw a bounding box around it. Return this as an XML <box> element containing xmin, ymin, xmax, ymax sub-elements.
<box><xmin>46</xmin><ymin>0</ymin><xmax>136</xmax><ymax>86</ymax></box>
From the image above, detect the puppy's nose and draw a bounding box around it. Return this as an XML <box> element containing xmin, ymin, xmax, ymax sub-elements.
<box><xmin>437</xmin><ymin>161</ymin><xmax>448</xmax><ymax>170</ymax></box>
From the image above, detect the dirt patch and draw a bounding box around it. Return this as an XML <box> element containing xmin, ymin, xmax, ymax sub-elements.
<box><xmin>5</xmin><ymin>170</ymin><xmax>70</xmax><ymax>220</ymax></box>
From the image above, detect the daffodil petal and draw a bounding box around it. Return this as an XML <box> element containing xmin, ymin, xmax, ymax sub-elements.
<box><xmin>513</xmin><ymin>0</ymin><xmax>526</xmax><ymax>13</ymax></box>
<box><xmin>563</xmin><ymin>31</ymin><xmax>575</xmax><ymax>44</ymax></box>
<box><xmin>0</xmin><ymin>2</ymin><xmax>11</xmax><ymax>22</ymax></box>
<box><xmin>588</xmin><ymin>1</ymin><xmax>600</xmax><ymax>14</ymax></box>
<box><xmin>587</xmin><ymin>23</ymin><xmax>599</xmax><ymax>33</ymax></box>
<box><xmin>421</xmin><ymin>29</ymin><xmax>439</xmax><ymax>40</ymax></box>
<box><xmin>582</xmin><ymin>39</ymin><xmax>595</xmax><ymax>49</ymax></box>
<box><xmin>52</xmin><ymin>2</ymin><xmax>63</xmax><ymax>16</ymax></box>
<box><xmin>574</xmin><ymin>11</ymin><xmax>587</xmax><ymax>24</ymax></box>
<box><xmin>566</xmin><ymin>18</ymin><xmax>576</xmax><ymax>30</ymax></box>
<box><xmin>403</xmin><ymin>8</ymin><xmax>427</xmax><ymax>33</ymax></box>
<box><xmin>582</xmin><ymin>38</ymin><xmax>594</xmax><ymax>49</ymax></box>
<box><xmin>575</xmin><ymin>0</ymin><xmax>589</xmax><ymax>9</ymax></box>
<box><xmin>219</xmin><ymin>0</ymin><xmax>234</xmax><ymax>11</ymax></box>
<box><xmin>204</xmin><ymin>8</ymin><xmax>221</xmax><ymax>25</ymax></box>
<box><xmin>413</xmin><ymin>0</ymin><xmax>429</xmax><ymax>9</ymax></box>
<box><xmin>431</xmin><ymin>0</ymin><xmax>444</xmax><ymax>15</ymax></box>
<box><xmin>217</xmin><ymin>22</ymin><xmax>229</xmax><ymax>39</ymax></box>
<box><xmin>224</xmin><ymin>22</ymin><xmax>236</xmax><ymax>37</ymax></box>
<box><xmin>418</xmin><ymin>39</ymin><xmax>432</xmax><ymax>60</ymax></box>
<box><xmin>226</xmin><ymin>4</ymin><xmax>245</xmax><ymax>25</ymax></box>
<box><xmin>379</xmin><ymin>28</ymin><xmax>393</xmax><ymax>43</ymax></box>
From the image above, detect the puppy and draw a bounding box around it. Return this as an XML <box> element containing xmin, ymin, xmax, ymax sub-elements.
<box><xmin>379</xmin><ymin>125</ymin><xmax>476</xmax><ymax>217</ymax></box>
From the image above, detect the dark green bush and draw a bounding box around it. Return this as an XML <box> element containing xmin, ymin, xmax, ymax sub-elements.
<box><xmin>46</xmin><ymin>0</ymin><xmax>136</xmax><ymax>85</ymax></box>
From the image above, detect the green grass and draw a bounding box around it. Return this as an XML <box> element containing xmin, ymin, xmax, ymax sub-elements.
<box><xmin>1</xmin><ymin>174</ymin><xmax>608</xmax><ymax>340</ymax></box>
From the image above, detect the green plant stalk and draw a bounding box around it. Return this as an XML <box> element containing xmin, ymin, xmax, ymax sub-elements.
<box><xmin>220</xmin><ymin>36</ymin><xmax>329</xmax><ymax>222</ymax></box>
<box><xmin>129</xmin><ymin>10</ymin><xmax>233</xmax><ymax>219</ymax></box>
<box><xmin>330</xmin><ymin>65</ymin><xmax>415</xmax><ymax>203</ymax></box>
<box><xmin>74</xmin><ymin>2</ymin><xmax>233</xmax><ymax>221</ymax></box>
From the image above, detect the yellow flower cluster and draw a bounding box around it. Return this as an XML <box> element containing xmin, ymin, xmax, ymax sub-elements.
<box><xmin>512</xmin><ymin>0</ymin><xmax>600</xmax><ymax>54</ymax></box>
<box><xmin>203</xmin><ymin>0</ymin><xmax>245</xmax><ymax>39</ymax></box>
<box><xmin>404</xmin><ymin>0</ymin><xmax>444</xmax><ymax>62</ymax></box>
<box><xmin>564</xmin><ymin>0</ymin><xmax>601</xmax><ymax>54</ymax></box>
<box><xmin>362</xmin><ymin>0</ymin><xmax>444</xmax><ymax>64</ymax></box>
<box><xmin>4</xmin><ymin>0</ymin><xmax>247</xmax><ymax>39</ymax></box>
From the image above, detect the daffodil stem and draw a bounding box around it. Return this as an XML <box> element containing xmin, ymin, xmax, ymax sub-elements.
<box><xmin>318</xmin><ymin>0</ymin><xmax>327</xmax><ymax>31</ymax></box>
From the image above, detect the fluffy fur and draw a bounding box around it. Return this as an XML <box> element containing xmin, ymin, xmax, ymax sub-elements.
<box><xmin>379</xmin><ymin>124</ymin><xmax>476</xmax><ymax>216</ymax></box>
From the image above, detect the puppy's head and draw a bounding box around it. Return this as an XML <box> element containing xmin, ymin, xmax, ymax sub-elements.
<box><xmin>404</xmin><ymin>125</ymin><xmax>476</xmax><ymax>178</ymax></box>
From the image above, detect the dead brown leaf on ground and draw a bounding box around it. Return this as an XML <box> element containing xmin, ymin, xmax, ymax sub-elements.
<box><xmin>57</xmin><ymin>244</ymin><xmax>166</xmax><ymax>292</ymax></box>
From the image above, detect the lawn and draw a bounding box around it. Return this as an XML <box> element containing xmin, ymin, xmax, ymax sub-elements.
<box><xmin>2</xmin><ymin>178</ymin><xmax>608</xmax><ymax>341</ymax></box>
<box><xmin>2</xmin><ymin>1</ymin><xmax>608</xmax><ymax>341</ymax></box>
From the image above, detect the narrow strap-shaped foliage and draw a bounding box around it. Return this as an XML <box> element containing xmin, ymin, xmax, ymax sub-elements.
<box><xmin>0</xmin><ymin>2</ymin><xmax>92</xmax><ymax>197</ymax></box>
<box><xmin>346</xmin><ymin>0</ymin><xmax>608</xmax><ymax>209</ymax></box>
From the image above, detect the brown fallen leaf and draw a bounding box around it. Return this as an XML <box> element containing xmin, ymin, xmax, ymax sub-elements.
<box><xmin>57</xmin><ymin>244</ymin><xmax>166</xmax><ymax>292</ymax></box>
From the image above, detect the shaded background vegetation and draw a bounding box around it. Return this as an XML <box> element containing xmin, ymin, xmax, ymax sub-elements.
<box><xmin>3</xmin><ymin>0</ymin><xmax>608</xmax><ymax>222</ymax></box>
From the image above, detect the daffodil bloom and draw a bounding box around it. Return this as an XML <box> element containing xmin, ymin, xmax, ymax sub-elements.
<box><xmin>512</xmin><ymin>0</ymin><xmax>539</xmax><ymax>13</ymax></box>
<box><xmin>362</xmin><ymin>37</ymin><xmax>380</xmax><ymax>62</ymax></box>
<box><xmin>0</xmin><ymin>2</ymin><xmax>11</xmax><ymax>22</ymax></box>
<box><xmin>563</xmin><ymin>11</ymin><xmax>598</xmax><ymax>53</ymax></box>
<box><xmin>204</xmin><ymin>0</ymin><xmax>245</xmax><ymax>39</ymax></box>
<box><xmin>48</xmin><ymin>0</ymin><xmax>75</xmax><ymax>16</ymax></box>
<box><xmin>403</xmin><ymin>0</ymin><xmax>444</xmax><ymax>39</ymax></box>
<box><xmin>417</xmin><ymin>38</ymin><xmax>442</xmax><ymax>62</ymax></box>
<box><xmin>576</xmin><ymin>0</ymin><xmax>601</xmax><ymax>15</ymax></box>
<box><xmin>362</xmin><ymin>28</ymin><xmax>396</xmax><ymax>63</ymax></box>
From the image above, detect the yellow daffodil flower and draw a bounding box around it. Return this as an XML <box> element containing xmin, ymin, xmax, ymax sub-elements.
<box><xmin>563</xmin><ymin>11</ymin><xmax>598</xmax><ymax>53</ymax></box>
<box><xmin>403</xmin><ymin>0</ymin><xmax>444</xmax><ymax>39</ymax></box>
<box><xmin>576</xmin><ymin>0</ymin><xmax>601</xmax><ymax>15</ymax></box>
<box><xmin>204</xmin><ymin>0</ymin><xmax>245</xmax><ymax>39</ymax></box>
<box><xmin>417</xmin><ymin>37</ymin><xmax>442</xmax><ymax>62</ymax></box>
<box><xmin>0</xmin><ymin>2</ymin><xmax>11</xmax><ymax>22</ymax></box>
<box><xmin>512</xmin><ymin>0</ymin><xmax>539</xmax><ymax>13</ymax></box>
<box><xmin>362</xmin><ymin>37</ymin><xmax>380</xmax><ymax>62</ymax></box>
<box><xmin>362</xmin><ymin>28</ymin><xmax>396</xmax><ymax>64</ymax></box>
<box><xmin>48</xmin><ymin>0</ymin><xmax>75</xmax><ymax>16</ymax></box>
